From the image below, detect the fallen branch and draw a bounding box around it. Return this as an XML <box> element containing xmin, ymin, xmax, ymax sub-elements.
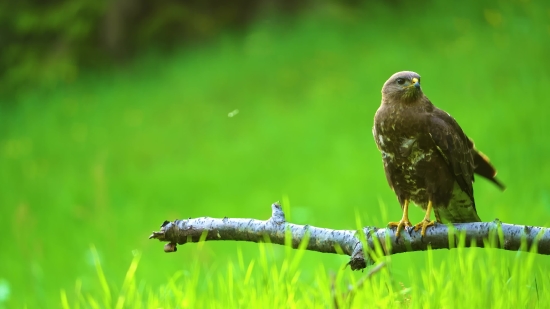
<box><xmin>149</xmin><ymin>202</ymin><xmax>550</xmax><ymax>270</ymax></box>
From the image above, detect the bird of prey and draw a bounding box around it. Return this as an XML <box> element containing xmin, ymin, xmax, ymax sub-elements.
<box><xmin>372</xmin><ymin>71</ymin><xmax>505</xmax><ymax>237</ymax></box>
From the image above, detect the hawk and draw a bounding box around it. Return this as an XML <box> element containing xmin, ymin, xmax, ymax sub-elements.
<box><xmin>372</xmin><ymin>71</ymin><xmax>505</xmax><ymax>237</ymax></box>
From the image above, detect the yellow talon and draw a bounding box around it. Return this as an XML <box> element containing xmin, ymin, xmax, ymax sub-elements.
<box><xmin>388</xmin><ymin>219</ymin><xmax>412</xmax><ymax>237</ymax></box>
<box><xmin>388</xmin><ymin>199</ymin><xmax>412</xmax><ymax>237</ymax></box>
<box><xmin>413</xmin><ymin>200</ymin><xmax>436</xmax><ymax>236</ymax></box>
<box><xmin>413</xmin><ymin>219</ymin><xmax>435</xmax><ymax>236</ymax></box>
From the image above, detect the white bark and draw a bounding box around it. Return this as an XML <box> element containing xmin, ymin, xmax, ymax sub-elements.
<box><xmin>149</xmin><ymin>202</ymin><xmax>550</xmax><ymax>270</ymax></box>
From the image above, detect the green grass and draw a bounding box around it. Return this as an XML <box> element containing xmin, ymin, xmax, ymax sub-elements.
<box><xmin>1</xmin><ymin>1</ymin><xmax>550</xmax><ymax>307</ymax></box>
<box><xmin>62</xmin><ymin>242</ymin><xmax>549</xmax><ymax>308</ymax></box>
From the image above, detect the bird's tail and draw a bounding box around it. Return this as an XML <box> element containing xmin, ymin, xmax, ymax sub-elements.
<box><xmin>468</xmin><ymin>139</ymin><xmax>506</xmax><ymax>190</ymax></box>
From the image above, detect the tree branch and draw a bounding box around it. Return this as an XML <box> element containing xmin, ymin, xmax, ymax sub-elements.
<box><xmin>149</xmin><ymin>202</ymin><xmax>550</xmax><ymax>270</ymax></box>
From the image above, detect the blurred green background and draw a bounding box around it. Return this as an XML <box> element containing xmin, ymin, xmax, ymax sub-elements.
<box><xmin>1</xmin><ymin>0</ymin><xmax>550</xmax><ymax>307</ymax></box>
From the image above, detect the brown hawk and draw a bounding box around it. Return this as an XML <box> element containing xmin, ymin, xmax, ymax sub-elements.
<box><xmin>373</xmin><ymin>71</ymin><xmax>505</xmax><ymax>237</ymax></box>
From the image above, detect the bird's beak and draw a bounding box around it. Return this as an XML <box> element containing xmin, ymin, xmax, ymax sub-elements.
<box><xmin>411</xmin><ymin>77</ymin><xmax>420</xmax><ymax>89</ymax></box>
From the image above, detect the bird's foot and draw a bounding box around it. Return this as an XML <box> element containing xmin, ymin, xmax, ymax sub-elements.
<box><xmin>413</xmin><ymin>219</ymin><xmax>435</xmax><ymax>237</ymax></box>
<box><xmin>387</xmin><ymin>219</ymin><xmax>412</xmax><ymax>237</ymax></box>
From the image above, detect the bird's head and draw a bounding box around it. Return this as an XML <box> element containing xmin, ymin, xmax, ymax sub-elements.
<box><xmin>381</xmin><ymin>71</ymin><xmax>423</xmax><ymax>103</ymax></box>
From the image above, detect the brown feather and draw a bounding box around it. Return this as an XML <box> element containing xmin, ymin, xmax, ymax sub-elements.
<box><xmin>468</xmin><ymin>139</ymin><xmax>506</xmax><ymax>190</ymax></box>
<box><xmin>374</xmin><ymin>71</ymin><xmax>505</xmax><ymax>226</ymax></box>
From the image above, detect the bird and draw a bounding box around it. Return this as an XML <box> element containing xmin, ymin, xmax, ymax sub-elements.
<box><xmin>372</xmin><ymin>71</ymin><xmax>505</xmax><ymax>237</ymax></box>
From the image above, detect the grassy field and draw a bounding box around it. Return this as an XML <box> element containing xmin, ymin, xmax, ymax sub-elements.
<box><xmin>1</xmin><ymin>1</ymin><xmax>550</xmax><ymax>308</ymax></box>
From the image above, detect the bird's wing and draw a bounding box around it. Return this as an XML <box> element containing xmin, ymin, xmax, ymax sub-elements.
<box><xmin>427</xmin><ymin>109</ymin><xmax>475</xmax><ymax>203</ymax></box>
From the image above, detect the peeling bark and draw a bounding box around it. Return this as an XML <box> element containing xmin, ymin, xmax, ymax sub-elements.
<box><xmin>149</xmin><ymin>202</ymin><xmax>550</xmax><ymax>270</ymax></box>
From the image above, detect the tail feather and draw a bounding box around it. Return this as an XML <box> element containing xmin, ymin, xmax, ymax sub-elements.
<box><xmin>468</xmin><ymin>138</ymin><xmax>506</xmax><ymax>190</ymax></box>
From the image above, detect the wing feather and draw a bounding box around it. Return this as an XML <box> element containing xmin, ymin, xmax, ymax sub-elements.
<box><xmin>428</xmin><ymin>109</ymin><xmax>475</xmax><ymax>203</ymax></box>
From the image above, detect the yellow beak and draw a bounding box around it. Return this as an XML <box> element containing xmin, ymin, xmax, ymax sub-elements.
<box><xmin>410</xmin><ymin>77</ymin><xmax>420</xmax><ymax>89</ymax></box>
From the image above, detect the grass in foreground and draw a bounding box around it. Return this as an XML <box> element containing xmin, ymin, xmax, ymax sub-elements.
<box><xmin>61</xmin><ymin>240</ymin><xmax>548</xmax><ymax>309</ymax></box>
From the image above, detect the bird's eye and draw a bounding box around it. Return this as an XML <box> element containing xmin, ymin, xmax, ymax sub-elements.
<box><xmin>396</xmin><ymin>78</ymin><xmax>406</xmax><ymax>85</ymax></box>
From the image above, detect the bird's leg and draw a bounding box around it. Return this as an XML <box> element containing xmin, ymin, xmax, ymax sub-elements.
<box><xmin>387</xmin><ymin>199</ymin><xmax>412</xmax><ymax>237</ymax></box>
<box><xmin>413</xmin><ymin>200</ymin><xmax>436</xmax><ymax>236</ymax></box>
